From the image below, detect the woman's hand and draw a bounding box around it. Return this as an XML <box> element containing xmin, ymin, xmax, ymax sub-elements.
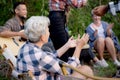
<box><xmin>107</xmin><ymin>23</ymin><xmax>114</xmax><ymax>37</ymax></box>
<box><xmin>76</xmin><ymin>33</ymin><xmax>89</xmax><ymax>49</ymax></box>
<box><xmin>72</xmin><ymin>33</ymin><xmax>89</xmax><ymax>58</ymax></box>
<box><xmin>57</xmin><ymin>36</ymin><xmax>76</xmax><ymax>57</ymax></box>
<box><xmin>66</xmin><ymin>36</ymin><xmax>77</xmax><ymax>48</ymax></box>
<box><xmin>94</xmin><ymin>29</ymin><xmax>98</xmax><ymax>37</ymax></box>
<box><xmin>107</xmin><ymin>23</ymin><xmax>114</xmax><ymax>29</ymax></box>
<box><xmin>18</xmin><ymin>30</ymin><xmax>27</xmax><ymax>39</ymax></box>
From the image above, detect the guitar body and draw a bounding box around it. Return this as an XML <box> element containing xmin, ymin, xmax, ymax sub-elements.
<box><xmin>0</xmin><ymin>37</ymin><xmax>25</xmax><ymax>56</ymax></box>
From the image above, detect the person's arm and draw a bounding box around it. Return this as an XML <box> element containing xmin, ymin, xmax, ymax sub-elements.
<box><xmin>38</xmin><ymin>36</ymin><xmax>78</xmax><ymax>74</ymax></box>
<box><xmin>67</xmin><ymin>34</ymin><xmax>89</xmax><ymax>67</ymax></box>
<box><xmin>39</xmin><ymin>34</ymin><xmax>89</xmax><ymax>74</ymax></box>
<box><xmin>58</xmin><ymin>33</ymin><xmax>89</xmax><ymax>58</ymax></box>
<box><xmin>0</xmin><ymin>30</ymin><xmax>26</xmax><ymax>38</ymax></box>
<box><xmin>0</xmin><ymin>20</ymin><xmax>27</xmax><ymax>38</ymax></box>
<box><xmin>56</xmin><ymin>33</ymin><xmax>89</xmax><ymax>58</ymax></box>
<box><xmin>93</xmin><ymin>1</ymin><xmax>120</xmax><ymax>16</ymax></box>
<box><xmin>57</xmin><ymin>36</ymin><xmax>76</xmax><ymax>57</ymax></box>
<box><xmin>106</xmin><ymin>23</ymin><xmax>114</xmax><ymax>37</ymax></box>
<box><xmin>0</xmin><ymin>18</ymin><xmax>27</xmax><ymax>38</ymax></box>
<box><xmin>72</xmin><ymin>34</ymin><xmax>89</xmax><ymax>58</ymax></box>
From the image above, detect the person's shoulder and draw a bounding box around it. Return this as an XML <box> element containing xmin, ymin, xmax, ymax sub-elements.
<box><xmin>101</xmin><ymin>21</ymin><xmax>108</xmax><ymax>25</ymax></box>
<box><xmin>86</xmin><ymin>23</ymin><xmax>92</xmax><ymax>29</ymax></box>
<box><xmin>4</xmin><ymin>17</ymin><xmax>16</xmax><ymax>25</ymax></box>
<box><xmin>6</xmin><ymin>17</ymin><xmax>16</xmax><ymax>22</ymax></box>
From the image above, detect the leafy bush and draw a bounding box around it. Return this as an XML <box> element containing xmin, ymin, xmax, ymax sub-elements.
<box><xmin>0</xmin><ymin>0</ymin><xmax>49</xmax><ymax>25</ymax></box>
<box><xmin>0</xmin><ymin>0</ymin><xmax>120</xmax><ymax>40</ymax></box>
<box><xmin>68</xmin><ymin>0</ymin><xmax>120</xmax><ymax>40</ymax></box>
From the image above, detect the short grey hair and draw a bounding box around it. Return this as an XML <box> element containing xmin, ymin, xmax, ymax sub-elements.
<box><xmin>24</xmin><ymin>16</ymin><xmax>50</xmax><ymax>42</ymax></box>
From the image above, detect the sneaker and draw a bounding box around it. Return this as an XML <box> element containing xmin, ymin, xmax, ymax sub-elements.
<box><xmin>114</xmin><ymin>60</ymin><xmax>120</xmax><ymax>67</ymax></box>
<box><xmin>100</xmin><ymin>59</ymin><xmax>109</xmax><ymax>67</ymax></box>
<box><xmin>94</xmin><ymin>61</ymin><xmax>102</xmax><ymax>68</ymax></box>
<box><xmin>94</xmin><ymin>60</ymin><xmax>108</xmax><ymax>68</ymax></box>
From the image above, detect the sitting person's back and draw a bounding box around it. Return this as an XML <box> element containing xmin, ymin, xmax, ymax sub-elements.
<box><xmin>16</xmin><ymin>16</ymin><xmax>93</xmax><ymax>80</ymax></box>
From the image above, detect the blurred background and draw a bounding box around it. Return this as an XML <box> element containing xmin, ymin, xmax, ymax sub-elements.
<box><xmin>0</xmin><ymin>0</ymin><xmax>120</xmax><ymax>39</ymax></box>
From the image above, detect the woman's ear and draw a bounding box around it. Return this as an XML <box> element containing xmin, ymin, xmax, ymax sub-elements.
<box><xmin>40</xmin><ymin>35</ymin><xmax>45</xmax><ymax>42</ymax></box>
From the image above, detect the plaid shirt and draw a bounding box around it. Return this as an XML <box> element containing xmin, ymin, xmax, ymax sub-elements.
<box><xmin>16</xmin><ymin>41</ymin><xmax>80</xmax><ymax>80</ymax></box>
<box><xmin>49</xmin><ymin>0</ymin><xmax>85</xmax><ymax>11</ymax></box>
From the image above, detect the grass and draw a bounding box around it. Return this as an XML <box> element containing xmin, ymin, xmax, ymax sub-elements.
<box><xmin>0</xmin><ymin>76</ymin><xmax>9</xmax><ymax>80</ymax></box>
<box><xmin>93</xmin><ymin>60</ymin><xmax>117</xmax><ymax>78</ymax></box>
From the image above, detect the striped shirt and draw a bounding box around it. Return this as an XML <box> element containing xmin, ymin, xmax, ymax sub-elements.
<box><xmin>49</xmin><ymin>0</ymin><xmax>86</xmax><ymax>11</ymax></box>
<box><xmin>16</xmin><ymin>41</ymin><xmax>80</xmax><ymax>80</ymax></box>
<box><xmin>0</xmin><ymin>17</ymin><xmax>24</xmax><ymax>32</ymax></box>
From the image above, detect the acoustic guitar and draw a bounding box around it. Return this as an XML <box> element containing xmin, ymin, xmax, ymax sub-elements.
<box><xmin>0</xmin><ymin>37</ymin><xmax>25</xmax><ymax>56</ymax></box>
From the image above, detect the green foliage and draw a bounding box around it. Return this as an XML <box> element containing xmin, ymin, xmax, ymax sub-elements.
<box><xmin>0</xmin><ymin>0</ymin><xmax>49</xmax><ymax>25</ymax></box>
<box><xmin>93</xmin><ymin>60</ymin><xmax>117</xmax><ymax>77</ymax></box>
<box><xmin>0</xmin><ymin>76</ymin><xmax>8</xmax><ymax>80</ymax></box>
<box><xmin>0</xmin><ymin>0</ymin><xmax>119</xmax><ymax>79</ymax></box>
<box><xmin>68</xmin><ymin>0</ymin><xmax>120</xmax><ymax>40</ymax></box>
<box><xmin>27</xmin><ymin>0</ymin><xmax>49</xmax><ymax>17</ymax></box>
<box><xmin>0</xmin><ymin>0</ymin><xmax>120</xmax><ymax>39</ymax></box>
<box><xmin>0</xmin><ymin>0</ymin><xmax>13</xmax><ymax>25</ymax></box>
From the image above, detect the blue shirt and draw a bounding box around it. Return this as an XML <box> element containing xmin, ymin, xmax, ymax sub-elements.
<box><xmin>86</xmin><ymin>21</ymin><xmax>120</xmax><ymax>52</ymax></box>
